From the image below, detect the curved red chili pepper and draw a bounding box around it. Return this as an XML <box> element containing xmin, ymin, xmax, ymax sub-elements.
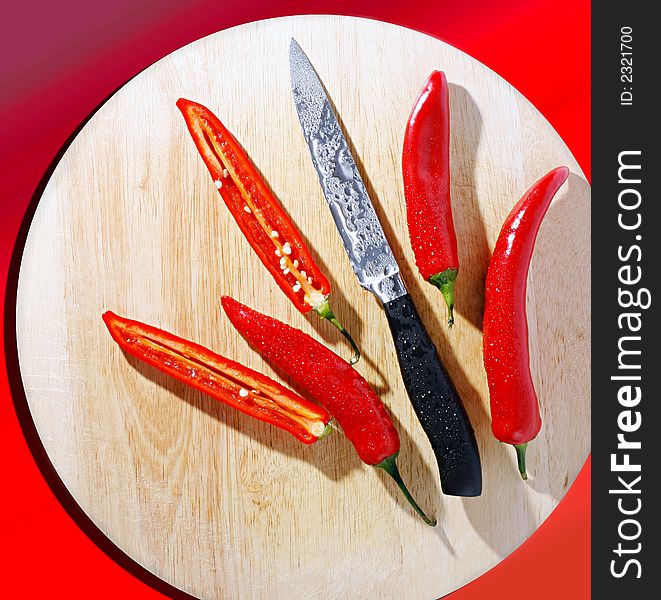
<box><xmin>221</xmin><ymin>295</ymin><xmax>436</xmax><ymax>526</ymax></box>
<box><xmin>482</xmin><ymin>167</ymin><xmax>570</xmax><ymax>479</ymax></box>
<box><xmin>177</xmin><ymin>98</ymin><xmax>359</xmax><ymax>363</ymax></box>
<box><xmin>102</xmin><ymin>311</ymin><xmax>331</xmax><ymax>444</ymax></box>
<box><xmin>402</xmin><ymin>71</ymin><xmax>458</xmax><ymax>326</ymax></box>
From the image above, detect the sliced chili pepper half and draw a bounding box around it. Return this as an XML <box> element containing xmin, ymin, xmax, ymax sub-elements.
<box><xmin>102</xmin><ymin>311</ymin><xmax>331</xmax><ymax>444</ymax></box>
<box><xmin>177</xmin><ymin>98</ymin><xmax>360</xmax><ymax>363</ymax></box>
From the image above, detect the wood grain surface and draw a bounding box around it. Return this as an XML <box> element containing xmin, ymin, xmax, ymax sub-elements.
<box><xmin>16</xmin><ymin>16</ymin><xmax>591</xmax><ymax>600</ymax></box>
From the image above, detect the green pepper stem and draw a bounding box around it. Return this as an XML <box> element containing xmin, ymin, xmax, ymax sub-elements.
<box><xmin>318</xmin><ymin>422</ymin><xmax>334</xmax><ymax>440</ymax></box>
<box><xmin>429</xmin><ymin>268</ymin><xmax>458</xmax><ymax>327</ymax></box>
<box><xmin>376</xmin><ymin>453</ymin><xmax>437</xmax><ymax>526</ymax></box>
<box><xmin>514</xmin><ymin>443</ymin><xmax>528</xmax><ymax>480</ymax></box>
<box><xmin>314</xmin><ymin>298</ymin><xmax>360</xmax><ymax>364</ymax></box>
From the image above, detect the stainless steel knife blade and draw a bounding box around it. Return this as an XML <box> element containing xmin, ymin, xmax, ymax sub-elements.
<box><xmin>289</xmin><ymin>39</ymin><xmax>407</xmax><ymax>304</ymax></box>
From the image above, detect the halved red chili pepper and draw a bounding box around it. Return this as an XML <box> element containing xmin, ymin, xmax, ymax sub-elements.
<box><xmin>221</xmin><ymin>295</ymin><xmax>436</xmax><ymax>526</ymax></box>
<box><xmin>177</xmin><ymin>99</ymin><xmax>360</xmax><ymax>363</ymax></box>
<box><xmin>102</xmin><ymin>311</ymin><xmax>331</xmax><ymax>444</ymax></box>
<box><xmin>402</xmin><ymin>71</ymin><xmax>458</xmax><ymax>326</ymax></box>
<box><xmin>482</xmin><ymin>167</ymin><xmax>570</xmax><ymax>479</ymax></box>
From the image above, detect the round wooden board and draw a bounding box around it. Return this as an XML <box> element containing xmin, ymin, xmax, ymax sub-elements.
<box><xmin>16</xmin><ymin>15</ymin><xmax>590</xmax><ymax>600</ymax></box>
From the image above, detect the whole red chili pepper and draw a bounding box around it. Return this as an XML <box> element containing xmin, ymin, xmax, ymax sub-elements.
<box><xmin>177</xmin><ymin>99</ymin><xmax>360</xmax><ymax>363</ymax></box>
<box><xmin>402</xmin><ymin>71</ymin><xmax>458</xmax><ymax>326</ymax></box>
<box><xmin>221</xmin><ymin>295</ymin><xmax>436</xmax><ymax>526</ymax></box>
<box><xmin>482</xmin><ymin>167</ymin><xmax>570</xmax><ymax>479</ymax></box>
<box><xmin>102</xmin><ymin>311</ymin><xmax>331</xmax><ymax>444</ymax></box>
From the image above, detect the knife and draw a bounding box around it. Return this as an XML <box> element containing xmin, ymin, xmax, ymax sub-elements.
<box><xmin>289</xmin><ymin>39</ymin><xmax>482</xmax><ymax>497</ymax></box>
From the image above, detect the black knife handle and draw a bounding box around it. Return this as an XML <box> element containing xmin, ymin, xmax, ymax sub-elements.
<box><xmin>383</xmin><ymin>294</ymin><xmax>482</xmax><ymax>497</ymax></box>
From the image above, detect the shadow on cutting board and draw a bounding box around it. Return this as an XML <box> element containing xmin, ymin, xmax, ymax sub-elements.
<box><xmin>125</xmin><ymin>351</ymin><xmax>452</xmax><ymax>540</ymax></box>
<box><xmin>124</xmin><ymin>352</ymin><xmax>363</xmax><ymax>483</ymax></box>
<box><xmin>381</xmin><ymin>408</ymin><xmax>456</xmax><ymax>555</ymax></box>
<box><xmin>448</xmin><ymin>83</ymin><xmax>491</xmax><ymax>333</ymax></box>
<box><xmin>447</xmin><ymin>84</ymin><xmax>535</xmax><ymax>556</ymax></box>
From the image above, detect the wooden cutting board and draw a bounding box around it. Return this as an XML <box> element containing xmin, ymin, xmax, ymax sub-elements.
<box><xmin>16</xmin><ymin>15</ymin><xmax>590</xmax><ymax>600</ymax></box>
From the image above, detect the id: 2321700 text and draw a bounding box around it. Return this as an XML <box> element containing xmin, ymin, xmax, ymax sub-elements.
<box><xmin>620</xmin><ymin>26</ymin><xmax>633</xmax><ymax>106</ymax></box>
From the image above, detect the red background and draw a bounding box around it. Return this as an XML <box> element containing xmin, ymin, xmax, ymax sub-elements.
<box><xmin>0</xmin><ymin>1</ymin><xmax>590</xmax><ymax>597</ymax></box>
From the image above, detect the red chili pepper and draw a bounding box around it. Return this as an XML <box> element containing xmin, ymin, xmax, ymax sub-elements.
<box><xmin>482</xmin><ymin>167</ymin><xmax>570</xmax><ymax>479</ymax></box>
<box><xmin>177</xmin><ymin>98</ymin><xmax>359</xmax><ymax>363</ymax></box>
<box><xmin>402</xmin><ymin>71</ymin><xmax>458</xmax><ymax>326</ymax></box>
<box><xmin>221</xmin><ymin>295</ymin><xmax>436</xmax><ymax>526</ymax></box>
<box><xmin>102</xmin><ymin>311</ymin><xmax>331</xmax><ymax>444</ymax></box>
